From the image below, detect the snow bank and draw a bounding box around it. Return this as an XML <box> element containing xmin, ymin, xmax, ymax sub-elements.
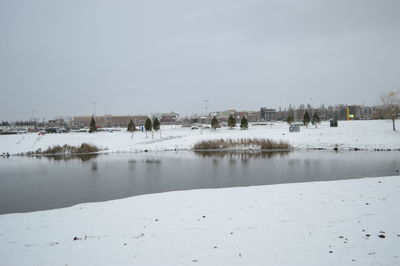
<box><xmin>0</xmin><ymin>120</ymin><xmax>399</xmax><ymax>154</ymax></box>
<box><xmin>0</xmin><ymin>176</ymin><xmax>399</xmax><ymax>265</ymax></box>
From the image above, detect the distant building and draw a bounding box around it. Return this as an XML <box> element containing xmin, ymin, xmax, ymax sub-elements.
<box><xmin>260</xmin><ymin>108</ymin><xmax>276</xmax><ymax>121</ymax></box>
<box><xmin>234</xmin><ymin>112</ymin><xmax>247</xmax><ymax>120</ymax></box>
<box><xmin>234</xmin><ymin>111</ymin><xmax>261</xmax><ymax>122</ymax></box>
<box><xmin>247</xmin><ymin>111</ymin><xmax>261</xmax><ymax>122</ymax></box>
<box><xmin>160</xmin><ymin>112</ymin><xmax>180</xmax><ymax>124</ymax></box>
<box><xmin>72</xmin><ymin>115</ymin><xmax>147</xmax><ymax>128</ymax></box>
<box><xmin>214</xmin><ymin>110</ymin><xmax>236</xmax><ymax>122</ymax></box>
<box><xmin>209</xmin><ymin>112</ymin><xmax>218</xmax><ymax>118</ymax></box>
<box><xmin>198</xmin><ymin>116</ymin><xmax>210</xmax><ymax>124</ymax></box>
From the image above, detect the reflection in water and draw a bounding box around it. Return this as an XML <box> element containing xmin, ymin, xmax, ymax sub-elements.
<box><xmin>128</xmin><ymin>159</ymin><xmax>136</xmax><ymax>170</ymax></box>
<box><xmin>194</xmin><ymin>151</ymin><xmax>290</xmax><ymax>161</ymax></box>
<box><xmin>91</xmin><ymin>161</ymin><xmax>98</xmax><ymax>171</ymax></box>
<box><xmin>144</xmin><ymin>159</ymin><xmax>161</xmax><ymax>164</ymax></box>
<box><xmin>37</xmin><ymin>154</ymin><xmax>99</xmax><ymax>162</ymax></box>
<box><xmin>127</xmin><ymin>159</ymin><xmax>162</xmax><ymax>165</ymax></box>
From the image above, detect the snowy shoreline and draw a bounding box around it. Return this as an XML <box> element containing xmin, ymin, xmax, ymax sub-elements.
<box><xmin>1</xmin><ymin>176</ymin><xmax>399</xmax><ymax>265</ymax></box>
<box><xmin>1</xmin><ymin>120</ymin><xmax>399</xmax><ymax>155</ymax></box>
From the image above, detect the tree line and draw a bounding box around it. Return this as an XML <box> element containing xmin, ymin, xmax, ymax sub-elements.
<box><xmin>211</xmin><ymin>115</ymin><xmax>248</xmax><ymax>130</ymax></box>
<box><xmin>89</xmin><ymin>115</ymin><xmax>249</xmax><ymax>133</ymax></box>
<box><xmin>87</xmin><ymin>90</ymin><xmax>399</xmax><ymax>133</ymax></box>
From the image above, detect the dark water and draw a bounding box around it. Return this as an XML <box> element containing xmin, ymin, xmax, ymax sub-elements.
<box><xmin>0</xmin><ymin>151</ymin><xmax>399</xmax><ymax>214</ymax></box>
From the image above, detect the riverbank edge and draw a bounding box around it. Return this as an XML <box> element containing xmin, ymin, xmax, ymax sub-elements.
<box><xmin>7</xmin><ymin>145</ymin><xmax>400</xmax><ymax>158</ymax></box>
<box><xmin>1</xmin><ymin>175</ymin><xmax>399</xmax><ymax>265</ymax></box>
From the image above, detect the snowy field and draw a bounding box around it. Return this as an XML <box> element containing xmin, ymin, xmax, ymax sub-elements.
<box><xmin>0</xmin><ymin>120</ymin><xmax>399</xmax><ymax>154</ymax></box>
<box><xmin>0</xmin><ymin>176</ymin><xmax>399</xmax><ymax>266</ymax></box>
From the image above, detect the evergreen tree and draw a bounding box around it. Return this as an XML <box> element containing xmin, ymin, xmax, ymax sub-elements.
<box><xmin>153</xmin><ymin>117</ymin><xmax>160</xmax><ymax>131</ymax></box>
<box><xmin>211</xmin><ymin>116</ymin><xmax>219</xmax><ymax>130</ymax></box>
<box><xmin>240</xmin><ymin>116</ymin><xmax>248</xmax><ymax>129</ymax></box>
<box><xmin>89</xmin><ymin>116</ymin><xmax>97</xmax><ymax>133</ymax></box>
<box><xmin>286</xmin><ymin>115</ymin><xmax>294</xmax><ymax>125</ymax></box>
<box><xmin>145</xmin><ymin>117</ymin><xmax>152</xmax><ymax>132</ymax></box>
<box><xmin>311</xmin><ymin>113</ymin><xmax>321</xmax><ymax>128</ymax></box>
<box><xmin>303</xmin><ymin>111</ymin><xmax>311</xmax><ymax>127</ymax></box>
<box><xmin>127</xmin><ymin>119</ymin><xmax>136</xmax><ymax>132</ymax></box>
<box><xmin>227</xmin><ymin>114</ymin><xmax>236</xmax><ymax>129</ymax></box>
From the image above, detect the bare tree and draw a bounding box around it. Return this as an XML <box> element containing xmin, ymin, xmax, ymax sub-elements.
<box><xmin>380</xmin><ymin>90</ymin><xmax>400</xmax><ymax>131</ymax></box>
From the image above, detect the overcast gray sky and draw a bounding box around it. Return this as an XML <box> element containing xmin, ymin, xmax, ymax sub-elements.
<box><xmin>1</xmin><ymin>0</ymin><xmax>399</xmax><ymax>120</ymax></box>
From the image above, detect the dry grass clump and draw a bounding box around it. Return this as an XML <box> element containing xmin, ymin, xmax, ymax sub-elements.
<box><xmin>259</xmin><ymin>139</ymin><xmax>290</xmax><ymax>150</ymax></box>
<box><xmin>193</xmin><ymin>138</ymin><xmax>290</xmax><ymax>151</ymax></box>
<box><xmin>36</xmin><ymin>143</ymin><xmax>100</xmax><ymax>155</ymax></box>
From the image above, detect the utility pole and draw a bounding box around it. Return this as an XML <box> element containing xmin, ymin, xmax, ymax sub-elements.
<box><xmin>203</xmin><ymin>99</ymin><xmax>209</xmax><ymax>126</ymax></box>
<box><xmin>292</xmin><ymin>103</ymin><xmax>297</xmax><ymax>122</ymax></box>
<box><xmin>203</xmin><ymin>100</ymin><xmax>209</xmax><ymax>116</ymax></box>
<box><xmin>31</xmin><ymin>110</ymin><xmax>36</xmax><ymax>128</ymax></box>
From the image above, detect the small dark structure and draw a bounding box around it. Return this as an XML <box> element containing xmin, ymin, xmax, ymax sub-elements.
<box><xmin>289</xmin><ymin>124</ymin><xmax>301</xmax><ymax>132</ymax></box>
<box><xmin>330</xmin><ymin>119</ymin><xmax>338</xmax><ymax>127</ymax></box>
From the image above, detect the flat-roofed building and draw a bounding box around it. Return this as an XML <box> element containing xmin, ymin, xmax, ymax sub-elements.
<box><xmin>214</xmin><ymin>110</ymin><xmax>235</xmax><ymax>122</ymax></box>
<box><xmin>160</xmin><ymin>112</ymin><xmax>179</xmax><ymax>124</ymax></box>
<box><xmin>233</xmin><ymin>111</ymin><xmax>261</xmax><ymax>122</ymax></box>
<box><xmin>247</xmin><ymin>111</ymin><xmax>261</xmax><ymax>122</ymax></box>
<box><xmin>260</xmin><ymin>107</ymin><xmax>276</xmax><ymax>121</ymax></box>
<box><xmin>72</xmin><ymin>115</ymin><xmax>148</xmax><ymax>128</ymax></box>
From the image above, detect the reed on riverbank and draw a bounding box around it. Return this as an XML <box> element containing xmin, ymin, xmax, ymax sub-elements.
<box><xmin>32</xmin><ymin>143</ymin><xmax>100</xmax><ymax>155</ymax></box>
<box><xmin>193</xmin><ymin>138</ymin><xmax>291</xmax><ymax>151</ymax></box>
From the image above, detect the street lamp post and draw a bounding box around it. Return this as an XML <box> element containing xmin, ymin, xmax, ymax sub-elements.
<box><xmin>292</xmin><ymin>103</ymin><xmax>297</xmax><ymax>122</ymax></box>
<box><xmin>310</xmin><ymin>98</ymin><xmax>314</xmax><ymax>116</ymax></box>
<box><xmin>203</xmin><ymin>100</ymin><xmax>209</xmax><ymax>116</ymax></box>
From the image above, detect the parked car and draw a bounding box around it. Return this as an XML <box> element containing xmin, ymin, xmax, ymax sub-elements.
<box><xmin>45</xmin><ymin>127</ymin><xmax>68</xmax><ymax>133</ymax></box>
<box><xmin>56</xmin><ymin>127</ymin><xmax>69</xmax><ymax>133</ymax></box>
<box><xmin>69</xmin><ymin>127</ymin><xmax>87</xmax><ymax>133</ymax></box>
<box><xmin>45</xmin><ymin>128</ymin><xmax>57</xmax><ymax>133</ymax></box>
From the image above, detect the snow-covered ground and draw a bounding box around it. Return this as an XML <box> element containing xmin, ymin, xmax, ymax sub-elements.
<box><xmin>0</xmin><ymin>120</ymin><xmax>399</xmax><ymax>154</ymax></box>
<box><xmin>0</xmin><ymin>176</ymin><xmax>399</xmax><ymax>265</ymax></box>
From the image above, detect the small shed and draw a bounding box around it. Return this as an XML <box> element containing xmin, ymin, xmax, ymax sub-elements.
<box><xmin>289</xmin><ymin>123</ymin><xmax>301</xmax><ymax>132</ymax></box>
